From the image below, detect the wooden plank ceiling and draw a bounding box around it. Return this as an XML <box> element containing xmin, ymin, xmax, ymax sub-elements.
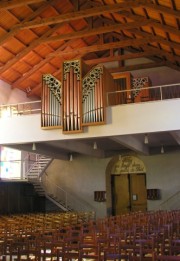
<box><xmin>0</xmin><ymin>0</ymin><xmax>179</xmax><ymax>98</ymax></box>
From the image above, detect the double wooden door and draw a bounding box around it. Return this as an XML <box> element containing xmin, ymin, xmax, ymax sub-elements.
<box><xmin>111</xmin><ymin>173</ymin><xmax>147</xmax><ymax>215</ymax></box>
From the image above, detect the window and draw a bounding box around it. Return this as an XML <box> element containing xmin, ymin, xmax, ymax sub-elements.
<box><xmin>0</xmin><ymin>146</ymin><xmax>21</xmax><ymax>179</ymax></box>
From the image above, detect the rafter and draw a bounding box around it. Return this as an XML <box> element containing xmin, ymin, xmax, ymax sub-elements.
<box><xmin>109</xmin><ymin>61</ymin><xmax>180</xmax><ymax>73</ymax></box>
<box><xmin>10</xmin><ymin>1</ymin><xmax>143</xmax><ymax>30</ymax></box>
<box><xmin>0</xmin><ymin>22</ymin><xmax>68</xmax><ymax>75</ymax></box>
<box><xmin>49</xmin><ymin>36</ymin><xmax>179</xmax><ymax>57</ymax></box>
<box><xmin>0</xmin><ymin>0</ymin><xmax>48</xmax><ymax>10</ymax></box>
<box><xmin>12</xmin><ymin>39</ymin><xmax>76</xmax><ymax>88</ymax></box>
<box><xmin>139</xmin><ymin>0</ymin><xmax>180</xmax><ymax>19</ymax></box>
<box><xmin>41</xmin><ymin>21</ymin><xmax>151</xmax><ymax>44</ymax></box>
<box><xmin>0</xmin><ymin>0</ymin><xmax>57</xmax><ymax>45</ymax></box>
<box><xmin>83</xmin><ymin>50</ymin><xmax>166</xmax><ymax>65</ymax></box>
<box><xmin>120</xmin><ymin>10</ymin><xmax>180</xmax><ymax>36</ymax></box>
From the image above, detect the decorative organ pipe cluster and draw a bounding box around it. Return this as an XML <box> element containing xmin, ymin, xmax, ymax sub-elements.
<box><xmin>62</xmin><ymin>60</ymin><xmax>82</xmax><ymax>133</ymax></box>
<box><xmin>42</xmin><ymin>74</ymin><xmax>62</xmax><ymax>128</ymax></box>
<box><xmin>82</xmin><ymin>66</ymin><xmax>104</xmax><ymax>124</ymax></box>
<box><xmin>41</xmin><ymin>59</ymin><xmax>113</xmax><ymax>133</ymax></box>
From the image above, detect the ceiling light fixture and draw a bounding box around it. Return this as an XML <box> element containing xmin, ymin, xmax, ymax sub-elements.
<box><xmin>32</xmin><ymin>142</ymin><xmax>36</xmax><ymax>151</ymax></box>
<box><xmin>69</xmin><ymin>154</ymin><xmax>73</xmax><ymax>161</ymax></box>
<box><xmin>93</xmin><ymin>142</ymin><xmax>97</xmax><ymax>150</ymax></box>
<box><xmin>144</xmin><ymin>134</ymin><xmax>149</xmax><ymax>144</ymax></box>
<box><xmin>161</xmin><ymin>145</ymin><xmax>164</xmax><ymax>154</ymax></box>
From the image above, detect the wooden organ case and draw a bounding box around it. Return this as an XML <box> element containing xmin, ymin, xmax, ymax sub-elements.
<box><xmin>112</xmin><ymin>72</ymin><xmax>132</xmax><ymax>105</ymax></box>
<box><xmin>41</xmin><ymin>59</ymin><xmax>114</xmax><ymax>133</ymax></box>
<box><xmin>62</xmin><ymin>60</ymin><xmax>83</xmax><ymax>133</ymax></box>
<box><xmin>82</xmin><ymin>65</ymin><xmax>114</xmax><ymax>126</ymax></box>
<box><xmin>41</xmin><ymin>74</ymin><xmax>62</xmax><ymax>129</ymax></box>
<box><xmin>132</xmin><ymin>76</ymin><xmax>151</xmax><ymax>102</ymax></box>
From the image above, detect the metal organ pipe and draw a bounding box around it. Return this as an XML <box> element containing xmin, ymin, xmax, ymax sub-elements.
<box><xmin>62</xmin><ymin>60</ymin><xmax>82</xmax><ymax>133</ymax></box>
<box><xmin>41</xmin><ymin>74</ymin><xmax>62</xmax><ymax>129</ymax></box>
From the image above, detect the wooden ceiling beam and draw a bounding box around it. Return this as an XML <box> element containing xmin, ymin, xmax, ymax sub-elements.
<box><xmin>12</xmin><ymin>1</ymin><xmax>143</xmax><ymax>30</ymax></box>
<box><xmin>140</xmin><ymin>44</ymin><xmax>180</xmax><ymax>63</ymax></box>
<box><xmin>109</xmin><ymin>61</ymin><xmax>179</xmax><ymax>73</ymax></box>
<box><xmin>0</xmin><ymin>22</ymin><xmax>68</xmax><ymax>75</ymax></box>
<box><xmin>131</xmin><ymin>29</ymin><xmax>180</xmax><ymax>51</ymax></box>
<box><xmin>118</xmin><ymin>10</ymin><xmax>180</xmax><ymax>38</ymax></box>
<box><xmin>12</xmin><ymin>40</ymin><xmax>77</xmax><ymax>88</ymax></box>
<box><xmin>48</xmin><ymin>36</ymin><xmax>178</xmax><ymax>57</ymax></box>
<box><xmin>13</xmin><ymin>48</ymin><xmax>162</xmax><ymax>89</ymax></box>
<box><xmin>83</xmin><ymin>50</ymin><xmax>163</xmax><ymax>65</ymax></box>
<box><xmin>139</xmin><ymin>0</ymin><xmax>180</xmax><ymax>19</ymax></box>
<box><xmin>40</xmin><ymin>21</ymin><xmax>150</xmax><ymax>43</ymax></box>
<box><xmin>27</xmin><ymin>52</ymin><xmax>84</xmax><ymax>96</ymax></box>
<box><xmin>0</xmin><ymin>0</ymin><xmax>48</xmax><ymax>10</ymax></box>
<box><xmin>0</xmin><ymin>0</ymin><xmax>58</xmax><ymax>45</ymax></box>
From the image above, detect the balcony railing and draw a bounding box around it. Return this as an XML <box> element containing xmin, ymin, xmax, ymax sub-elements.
<box><xmin>106</xmin><ymin>83</ymin><xmax>180</xmax><ymax>106</ymax></box>
<box><xmin>0</xmin><ymin>100</ymin><xmax>41</xmax><ymax>118</ymax></box>
<box><xmin>0</xmin><ymin>83</ymin><xmax>179</xmax><ymax>118</ymax></box>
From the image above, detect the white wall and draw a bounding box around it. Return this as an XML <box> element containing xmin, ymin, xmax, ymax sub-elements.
<box><xmin>0</xmin><ymin>99</ymin><xmax>180</xmax><ymax>145</ymax></box>
<box><xmin>46</xmin><ymin>152</ymin><xmax>180</xmax><ymax>218</ymax></box>
<box><xmin>0</xmin><ymin>80</ymin><xmax>36</xmax><ymax>104</ymax></box>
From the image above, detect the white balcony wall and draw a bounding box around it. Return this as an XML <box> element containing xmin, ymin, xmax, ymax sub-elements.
<box><xmin>0</xmin><ymin>99</ymin><xmax>180</xmax><ymax>145</ymax></box>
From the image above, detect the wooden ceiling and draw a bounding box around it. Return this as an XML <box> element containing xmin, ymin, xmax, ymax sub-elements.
<box><xmin>0</xmin><ymin>0</ymin><xmax>179</xmax><ymax>98</ymax></box>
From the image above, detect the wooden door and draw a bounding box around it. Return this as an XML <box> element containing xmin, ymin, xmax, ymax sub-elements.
<box><xmin>130</xmin><ymin>174</ymin><xmax>147</xmax><ymax>212</ymax></box>
<box><xmin>112</xmin><ymin>174</ymin><xmax>147</xmax><ymax>215</ymax></box>
<box><xmin>112</xmin><ymin>175</ymin><xmax>130</xmax><ymax>215</ymax></box>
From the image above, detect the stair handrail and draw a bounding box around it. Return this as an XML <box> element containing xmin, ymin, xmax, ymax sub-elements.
<box><xmin>159</xmin><ymin>190</ymin><xmax>180</xmax><ymax>210</ymax></box>
<box><xmin>24</xmin><ymin>154</ymin><xmax>52</xmax><ymax>179</ymax></box>
<box><xmin>43</xmin><ymin>175</ymin><xmax>95</xmax><ymax>213</ymax></box>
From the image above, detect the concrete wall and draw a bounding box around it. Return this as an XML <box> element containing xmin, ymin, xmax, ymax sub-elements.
<box><xmin>45</xmin><ymin>152</ymin><xmax>180</xmax><ymax>218</ymax></box>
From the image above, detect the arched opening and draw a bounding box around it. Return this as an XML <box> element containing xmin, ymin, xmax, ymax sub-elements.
<box><xmin>106</xmin><ymin>155</ymin><xmax>147</xmax><ymax>216</ymax></box>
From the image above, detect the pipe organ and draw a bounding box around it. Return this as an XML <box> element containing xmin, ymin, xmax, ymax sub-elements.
<box><xmin>132</xmin><ymin>77</ymin><xmax>151</xmax><ymax>102</ymax></box>
<box><xmin>112</xmin><ymin>72</ymin><xmax>132</xmax><ymax>105</ymax></box>
<box><xmin>42</xmin><ymin>74</ymin><xmax>62</xmax><ymax>128</ymax></box>
<box><xmin>41</xmin><ymin>59</ymin><xmax>114</xmax><ymax>133</ymax></box>
<box><xmin>62</xmin><ymin>60</ymin><xmax>82</xmax><ymax>133</ymax></box>
<box><xmin>82</xmin><ymin>66</ymin><xmax>104</xmax><ymax>125</ymax></box>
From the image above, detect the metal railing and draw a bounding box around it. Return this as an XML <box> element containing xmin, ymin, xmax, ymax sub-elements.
<box><xmin>0</xmin><ymin>84</ymin><xmax>179</xmax><ymax>118</ymax></box>
<box><xmin>159</xmin><ymin>190</ymin><xmax>180</xmax><ymax>210</ymax></box>
<box><xmin>0</xmin><ymin>100</ymin><xmax>41</xmax><ymax>118</ymax></box>
<box><xmin>106</xmin><ymin>83</ymin><xmax>180</xmax><ymax>106</ymax></box>
<box><xmin>43</xmin><ymin>175</ymin><xmax>95</xmax><ymax>213</ymax></box>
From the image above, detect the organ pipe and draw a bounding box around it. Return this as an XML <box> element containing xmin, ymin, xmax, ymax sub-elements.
<box><xmin>41</xmin><ymin>74</ymin><xmax>62</xmax><ymax>129</ymax></box>
<box><xmin>62</xmin><ymin>60</ymin><xmax>82</xmax><ymax>133</ymax></box>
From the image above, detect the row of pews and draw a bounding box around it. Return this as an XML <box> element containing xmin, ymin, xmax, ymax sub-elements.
<box><xmin>0</xmin><ymin>210</ymin><xmax>179</xmax><ymax>260</ymax></box>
